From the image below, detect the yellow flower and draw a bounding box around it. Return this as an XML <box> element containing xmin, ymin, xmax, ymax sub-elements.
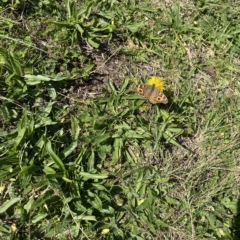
<box><xmin>101</xmin><ymin>228</ymin><xmax>110</xmax><ymax>235</ymax></box>
<box><xmin>11</xmin><ymin>223</ymin><xmax>17</xmax><ymax>233</ymax></box>
<box><xmin>146</xmin><ymin>76</ymin><xmax>165</xmax><ymax>91</ymax></box>
<box><xmin>0</xmin><ymin>185</ymin><xmax>5</xmax><ymax>194</ymax></box>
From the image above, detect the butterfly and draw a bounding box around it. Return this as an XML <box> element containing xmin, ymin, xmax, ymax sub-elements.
<box><xmin>132</xmin><ymin>84</ymin><xmax>168</xmax><ymax>104</ymax></box>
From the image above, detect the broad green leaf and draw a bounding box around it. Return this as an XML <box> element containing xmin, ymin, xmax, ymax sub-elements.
<box><xmin>87</xmin><ymin>38</ymin><xmax>100</xmax><ymax>48</ymax></box>
<box><xmin>46</xmin><ymin>140</ymin><xmax>66</xmax><ymax>171</ymax></box>
<box><xmin>100</xmin><ymin>206</ymin><xmax>115</xmax><ymax>214</ymax></box>
<box><xmin>60</xmin><ymin>141</ymin><xmax>77</xmax><ymax>159</ymax></box>
<box><xmin>63</xmin><ymin>197</ymin><xmax>73</xmax><ymax>204</ymax></box>
<box><xmin>91</xmin><ymin>183</ymin><xmax>108</xmax><ymax>191</ymax></box>
<box><xmin>43</xmin><ymin>166</ymin><xmax>56</xmax><ymax>175</ymax></box>
<box><xmin>72</xmin><ymin>118</ymin><xmax>81</xmax><ymax>139</ymax></box>
<box><xmin>90</xmin><ymin>194</ymin><xmax>102</xmax><ymax>210</ymax></box>
<box><xmin>82</xmin><ymin>63</ymin><xmax>94</xmax><ymax>74</ymax></box>
<box><xmin>9</xmin><ymin>51</ymin><xmax>22</xmax><ymax>76</ymax></box>
<box><xmin>108</xmin><ymin>80</ymin><xmax>117</xmax><ymax>94</ymax></box>
<box><xmin>159</xmin><ymin>109</ymin><xmax>170</xmax><ymax>119</ymax></box>
<box><xmin>32</xmin><ymin>213</ymin><xmax>48</xmax><ymax>223</ymax></box>
<box><xmin>126</xmin><ymin>22</ymin><xmax>145</xmax><ymax>33</ymax></box>
<box><xmin>221</xmin><ymin>197</ymin><xmax>237</xmax><ymax>214</ymax></box>
<box><xmin>135</xmin><ymin>170</ymin><xmax>144</xmax><ymax>192</ymax></box>
<box><xmin>46</xmin><ymin>84</ymin><xmax>57</xmax><ymax>99</ymax></box>
<box><xmin>87</xmin><ymin>150</ymin><xmax>95</xmax><ymax>172</ymax></box>
<box><xmin>35</xmin><ymin>117</ymin><xmax>57</xmax><ymax>128</ymax></box>
<box><xmin>113</xmin><ymin>227</ymin><xmax>124</xmax><ymax>237</ymax></box>
<box><xmin>28</xmin><ymin>134</ymin><xmax>45</xmax><ymax>161</ymax></box>
<box><xmin>62</xmin><ymin>177</ymin><xmax>72</xmax><ymax>182</ymax></box>
<box><xmin>163</xmin><ymin>131</ymin><xmax>184</xmax><ymax>149</ymax></box>
<box><xmin>74</xmin><ymin>215</ymin><xmax>97</xmax><ymax>221</ymax></box>
<box><xmin>125</xmin><ymin>131</ymin><xmax>150</xmax><ymax>139</ymax></box>
<box><xmin>24</xmin><ymin>198</ymin><xmax>34</xmax><ymax>212</ymax></box>
<box><xmin>75</xmin><ymin>23</ymin><xmax>84</xmax><ymax>34</ymax></box>
<box><xmin>167</xmin><ymin>127</ymin><xmax>184</xmax><ymax>134</ymax></box>
<box><xmin>155</xmin><ymin>218</ymin><xmax>169</xmax><ymax>228</ymax></box>
<box><xmin>40</xmin><ymin>101</ymin><xmax>55</xmax><ymax>117</ymax></box>
<box><xmin>79</xmin><ymin>172</ymin><xmax>108</xmax><ymax>179</ymax></box>
<box><xmin>156</xmin><ymin>177</ymin><xmax>169</xmax><ymax>183</ymax></box>
<box><xmin>165</xmin><ymin>196</ymin><xmax>179</xmax><ymax>205</ymax></box>
<box><xmin>119</xmin><ymin>77</ymin><xmax>130</xmax><ymax>94</ymax></box>
<box><xmin>24</xmin><ymin>74</ymin><xmax>68</xmax><ymax>85</ymax></box>
<box><xmin>0</xmin><ymin>226</ymin><xmax>9</xmax><ymax>233</ymax></box>
<box><xmin>19</xmin><ymin>165</ymin><xmax>41</xmax><ymax>176</ymax></box>
<box><xmin>14</xmin><ymin>110</ymin><xmax>27</xmax><ymax>147</ymax></box>
<box><xmin>98</xmin><ymin>145</ymin><xmax>111</xmax><ymax>160</ymax></box>
<box><xmin>0</xmin><ymin>198</ymin><xmax>20</xmax><ymax>213</ymax></box>
<box><xmin>207</xmin><ymin>213</ymin><xmax>216</xmax><ymax>229</ymax></box>
<box><xmin>24</xmin><ymin>74</ymin><xmax>49</xmax><ymax>85</ymax></box>
<box><xmin>112</xmin><ymin>138</ymin><xmax>122</xmax><ymax>162</ymax></box>
<box><xmin>94</xmin><ymin>134</ymin><xmax>111</xmax><ymax>144</ymax></box>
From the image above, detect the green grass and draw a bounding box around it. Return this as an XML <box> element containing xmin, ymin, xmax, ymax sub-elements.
<box><xmin>1</xmin><ymin>0</ymin><xmax>240</xmax><ymax>239</ymax></box>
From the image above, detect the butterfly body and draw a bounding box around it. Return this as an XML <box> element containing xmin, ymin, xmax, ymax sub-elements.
<box><xmin>133</xmin><ymin>84</ymin><xmax>168</xmax><ymax>104</ymax></box>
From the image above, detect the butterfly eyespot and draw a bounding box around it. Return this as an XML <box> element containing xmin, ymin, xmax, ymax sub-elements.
<box><xmin>133</xmin><ymin>84</ymin><xmax>168</xmax><ymax>104</ymax></box>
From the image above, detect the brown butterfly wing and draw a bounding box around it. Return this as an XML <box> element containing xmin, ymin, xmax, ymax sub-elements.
<box><xmin>133</xmin><ymin>84</ymin><xmax>168</xmax><ymax>104</ymax></box>
<box><xmin>151</xmin><ymin>90</ymin><xmax>168</xmax><ymax>104</ymax></box>
<box><xmin>133</xmin><ymin>85</ymin><xmax>148</xmax><ymax>99</ymax></box>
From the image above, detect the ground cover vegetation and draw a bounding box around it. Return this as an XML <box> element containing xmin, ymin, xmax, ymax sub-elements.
<box><xmin>0</xmin><ymin>0</ymin><xmax>240</xmax><ymax>239</ymax></box>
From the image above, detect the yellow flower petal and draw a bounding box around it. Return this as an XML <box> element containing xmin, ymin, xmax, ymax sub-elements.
<box><xmin>101</xmin><ymin>228</ymin><xmax>110</xmax><ymax>235</ymax></box>
<box><xmin>0</xmin><ymin>186</ymin><xmax>5</xmax><ymax>194</ymax></box>
<box><xmin>11</xmin><ymin>223</ymin><xmax>17</xmax><ymax>233</ymax></box>
<box><xmin>146</xmin><ymin>76</ymin><xmax>165</xmax><ymax>91</ymax></box>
